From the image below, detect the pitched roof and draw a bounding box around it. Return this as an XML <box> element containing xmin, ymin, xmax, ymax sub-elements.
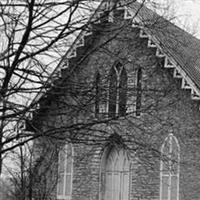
<box><xmin>32</xmin><ymin>1</ymin><xmax>200</xmax><ymax>108</ymax></box>
<box><xmin>130</xmin><ymin>2</ymin><xmax>200</xmax><ymax>98</ymax></box>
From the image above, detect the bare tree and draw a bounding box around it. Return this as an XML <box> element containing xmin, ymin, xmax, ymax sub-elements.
<box><xmin>1</xmin><ymin>3</ymin><xmax>196</xmax><ymax>200</ymax></box>
<box><xmin>0</xmin><ymin>0</ymin><xmax>158</xmax><ymax>174</ymax></box>
<box><xmin>0</xmin><ymin>0</ymin><xmax>113</xmax><ymax>174</ymax></box>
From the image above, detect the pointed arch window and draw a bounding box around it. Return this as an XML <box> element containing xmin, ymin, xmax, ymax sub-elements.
<box><xmin>108</xmin><ymin>62</ymin><xmax>127</xmax><ymax>117</ymax></box>
<box><xmin>136</xmin><ymin>68</ymin><xmax>142</xmax><ymax>116</ymax></box>
<box><xmin>101</xmin><ymin>146</ymin><xmax>130</xmax><ymax>200</ymax></box>
<box><xmin>95</xmin><ymin>71</ymin><xmax>101</xmax><ymax>117</ymax></box>
<box><xmin>57</xmin><ymin>144</ymin><xmax>73</xmax><ymax>200</ymax></box>
<box><xmin>160</xmin><ymin>134</ymin><xmax>180</xmax><ymax>200</ymax></box>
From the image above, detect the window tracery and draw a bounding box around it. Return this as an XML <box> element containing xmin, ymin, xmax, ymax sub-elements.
<box><xmin>108</xmin><ymin>62</ymin><xmax>127</xmax><ymax>117</ymax></box>
<box><xmin>100</xmin><ymin>145</ymin><xmax>130</xmax><ymax>200</ymax></box>
<box><xmin>57</xmin><ymin>144</ymin><xmax>73</xmax><ymax>200</ymax></box>
<box><xmin>160</xmin><ymin>134</ymin><xmax>180</xmax><ymax>200</ymax></box>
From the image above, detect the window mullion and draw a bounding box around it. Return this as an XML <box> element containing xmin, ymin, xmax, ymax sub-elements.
<box><xmin>169</xmin><ymin>135</ymin><xmax>172</xmax><ymax>200</ymax></box>
<box><xmin>116</xmin><ymin>75</ymin><xmax>120</xmax><ymax>115</ymax></box>
<box><xmin>64</xmin><ymin>148</ymin><xmax>68</xmax><ymax>197</ymax></box>
<box><xmin>111</xmin><ymin>162</ymin><xmax>114</xmax><ymax>200</ymax></box>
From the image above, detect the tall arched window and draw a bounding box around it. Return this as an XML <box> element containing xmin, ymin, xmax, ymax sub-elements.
<box><xmin>160</xmin><ymin>134</ymin><xmax>180</xmax><ymax>200</ymax></box>
<box><xmin>57</xmin><ymin>144</ymin><xmax>73</xmax><ymax>200</ymax></box>
<box><xmin>119</xmin><ymin>67</ymin><xmax>128</xmax><ymax>116</ymax></box>
<box><xmin>95</xmin><ymin>71</ymin><xmax>101</xmax><ymax>117</ymax></box>
<box><xmin>108</xmin><ymin>62</ymin><xmax>127</xmax><ymax>117</ymax></box>
<box><xmin>136</xmin><ymin>68</ymin><xmax>142</xmax><ymax>116</ymax></box>
<box><xmin>101</xmin><ymin>146</ymin><xmax>130</xmax><ymax>200</ymax></box>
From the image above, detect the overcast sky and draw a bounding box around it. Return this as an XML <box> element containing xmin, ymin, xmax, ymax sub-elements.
<box><xmin>157</xmin><ymin>0</ymin><xmax>200</xmax><ymax>39</ymax></box>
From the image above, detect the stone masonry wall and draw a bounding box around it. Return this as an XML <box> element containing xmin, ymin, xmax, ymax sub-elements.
<box><xmin>36</xmin><ymin>9</ymin><xmax>200</xmax><ymax>200</ymax></box>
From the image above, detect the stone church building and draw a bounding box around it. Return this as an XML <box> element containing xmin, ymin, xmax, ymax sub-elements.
<box><xmin>28</xmin><ymin>1</ymin><xmax>200</xmax><ymax>200</ymax></box>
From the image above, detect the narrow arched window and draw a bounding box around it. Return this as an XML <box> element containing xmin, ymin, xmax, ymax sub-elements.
<box><xmin>136</xmin><ymin>68</ymin><xmax>142</xmax><ymax>116</ymax></box>
<box><xmin>101</xmin><ymin>146</ymin><xmax>130</xmax><ymax>200</ymax></box>
<box><xmin>95</xmin><ymin>72</ymin><xmax>100</xmax><ymax>117</ymax></box>
<box><xmin>119</xmin><ymin>67</ymin><xmax>127</xmax><ymax>116</ymax></box>
<box><xmin>108</xmin><ymin>65</ymin><xmax>118</xmax><ymax>117</ymax></box>
<box><xmin>160</xmin><ymin>134</ymin><xmax>180</xmax><ymax>200</ymax></box>
<box><xmin>57</xmin><ymin>144</ymin><xmax>73</xmax><ymax>200</ymax></box>
<box><xmin>108</xmin><ymin>62</ymin><xmax>127</xmax><ymax>117</ymax></box>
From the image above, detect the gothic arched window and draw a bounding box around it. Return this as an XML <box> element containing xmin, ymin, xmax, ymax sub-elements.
<box><xmin>101</xmin><ymin>146</ymin><xmax>130</xmax><ymax>200</ymax></box>
<box><xmin>95</xmin><ymin>71</ymin><xmax>101</xmax><ymax>117</ymax></box>
<box><xmin>160</xmin><ymin>134</ymin><xmax>180</xmax><ymax>200</ymax></box>
<box><xmin>57</xmin><ymin>144</ymin><xmax>73</xmax><ymax>200</ymax></box>
<box><xmin>136</xmin><ymin>68</ymin><xmax>142</xmax><ymax>116</ymax></box>
<box><xmin>119</xmin><ymin>67</ymin><xmax>128</xmax><ymax>116</ymax></box>
<box><xmin>108</xmin><ymin>62</ymin><xmax>127</xmax><ymax>117</ymax></box>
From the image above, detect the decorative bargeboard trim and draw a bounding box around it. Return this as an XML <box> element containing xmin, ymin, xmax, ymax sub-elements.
<box><xmin>21</xmin><ymin>4</ymin><xmax>200</xmax><ymax>129</ymax></box>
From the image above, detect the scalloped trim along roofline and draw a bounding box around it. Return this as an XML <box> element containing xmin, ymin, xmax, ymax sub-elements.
<box><xmin>22</xmin><ymin>1</ymin><xmax>200</xmax><ymax>128</ymax></box>
<box><xmin>138</xmin><ymin>28</ymin><xmax>200</xmax><ymax>101</ymax></box>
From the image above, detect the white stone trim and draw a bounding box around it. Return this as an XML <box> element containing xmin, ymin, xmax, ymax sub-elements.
<box><xmin>83</xmin><ymin>29</ymin><xmax>93</xmax><ymax>37</ymax></box>
<box><xmin>191</xmin><ymin>88</ymin><xmax>200</xmax><ymax>100</ymax></box>
<box><xmin>27</xmin><ymin>112</ymin><xmax>33</xmax><ymax>120</ymax></box>
<box><xmin>173</xmin><ymin>68</ymin><xmax>182</xmax><ymax>79</ymax></box>
<box><xmin>116</xmin><ymin>2</ymin><xmax>125</xmax><ymax>10</ymax></box>
<box><xmin>131</xmin><ymin>19</ymin><xmax>139</xmax><ymax>28</ymax></box>
<box><xmin>156</xmin><ymin>48</ymin><xmax>165</xmax><ymax>58</ymax></box>
<box><xmin>147</xmin><ymin>37</ymin><xmax>157</xmax><ymax>48</ymax></box>
<box><xmin>124</xmin><ymin>7</ymin><xmax>134</xmax><ymax>19</ymax></box>
<box><xmin>181</xmin><ymin>78</ymin><xmax>192</xmax><ymax>90</ymax></box>
<box><xmin>139</xmin><ymin>29</ymin><xmax>149</xmax><ymax>38</ymax></box>
<box><xmin>67</xmin><ymin>48</ymin><xmax>77</xmax><ymax>59</ymax></box>
<box><xmin>60</xmin><ymin>59</ymin><xmax>69</xmax><ymax>69</ymax></box>
<box><xmin>75</xmin><ymin>36</ymin><xmax>85</xmax><ymax>48</ymax></box>
<box><xmin>164</xmin><ymin>57</ymin><xmax>174</xmax><ymax>69</ymax></box>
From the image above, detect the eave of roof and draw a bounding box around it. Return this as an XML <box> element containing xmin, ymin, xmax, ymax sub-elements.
<box><xmin>24</xmin><ymin>0</ymin><xmax>200</xmax><ymax>127</ymax></box>
<box><xmin>129</xmin><ymin>1</ymin><xmax>200</xmax><ymax>99</ymax></box>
